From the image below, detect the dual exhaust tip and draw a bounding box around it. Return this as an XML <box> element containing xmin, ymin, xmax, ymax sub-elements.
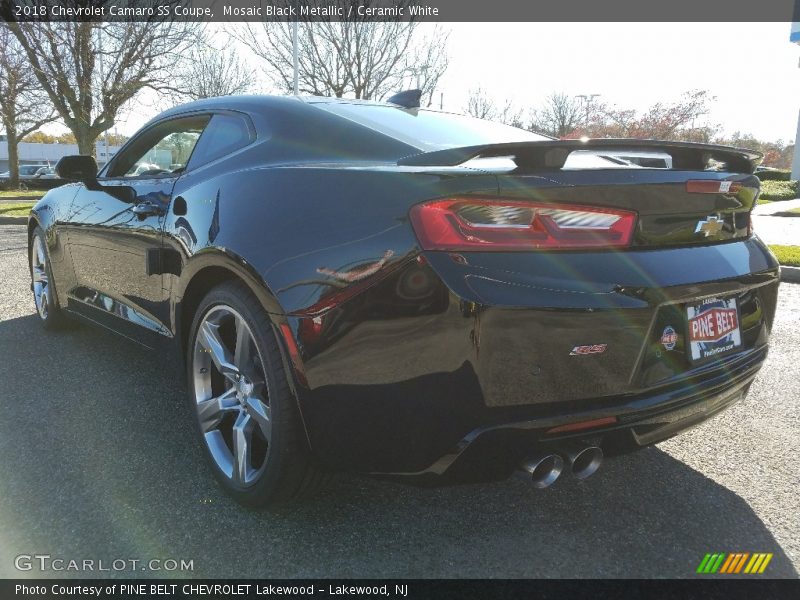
<box><xmin>519</xmin><ymin>443</ymin><xmax>603</xmax><ymax>489</ymax></box>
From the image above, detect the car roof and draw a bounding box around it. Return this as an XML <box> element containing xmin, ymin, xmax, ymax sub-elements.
<box><xmin>146</xmin><ymin>94</ymin><xmax>401</xmax><ymax>127</ymax></box>
<box><xmin>133</xmin><ymin>94</ymin><xmax>425</xmax><ymax>166</ymax></box>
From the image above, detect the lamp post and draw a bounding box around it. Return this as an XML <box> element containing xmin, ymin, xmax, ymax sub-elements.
<box><xmin>406</xmin><ymin>65</ymin><xmax>430</xmax><ymax>106</ymax></box>
<box><xmin>792</xmin><ymin>23</ymin><xmax>800</xmax><ymax>179</ymax></box>
<box><xmin>576</xmin><ymin>93</ymin><xmax>601</xmax><ymax>128</ymax></box>
<box><xmin>792</xmin><ymin>111</ymin><xmax>800</xmax><ymax>180</ymax></box>
<box><xmin>292</xmin><ymin>19</ymin><xmax>299</xmax><ymax>95</ymax></box>
<box><xmin>95</xmin><ymin>25</ymin><xmax>110</xmax><ymax>163</ymax></box>
<box><xmin>409</xmin><ymin>65</ymin><xmax>429</xmax><ymax>90</ymax></box>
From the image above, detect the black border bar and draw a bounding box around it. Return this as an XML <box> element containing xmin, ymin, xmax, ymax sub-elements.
<box><xmin>2</xmin><ymin>579</ymin><xmax>799</xmax><ymax>600</ymax></box>
<box><xmin>1</xmin><ymin>0</ymin><xmax>799</xmax><ymax>22</ymax></box>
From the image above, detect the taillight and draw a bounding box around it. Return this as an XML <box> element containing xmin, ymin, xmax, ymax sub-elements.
<box><xmin>409</xmin><ymin>198</ymin><xmax>636</xmax><ymax>251</ymax></box>
<box><xmin>686</xmin><ymin>180</ymin><xmax>743</xmax><ymax>194</ymax></box>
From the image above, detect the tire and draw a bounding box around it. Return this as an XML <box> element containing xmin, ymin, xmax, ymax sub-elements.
<box><xmin>29</xmin><ymin>226</ymin><xmax>66</xmax><ymax>329</ymax></box>
<box><xmin>186</xmin><ymin>281</ymin><xmax>327</xmax><ymax>507</ymax></box>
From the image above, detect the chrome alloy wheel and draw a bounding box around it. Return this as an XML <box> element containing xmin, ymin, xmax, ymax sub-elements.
<box><xmin>192</xmin><ymin>305</ymin><xmax>272</xmax><ymax>487</ymax></box>
<box><xmin>31</xmin><ymin>234</ymin><xmax>50</xmax><ymax>320</ymax></box>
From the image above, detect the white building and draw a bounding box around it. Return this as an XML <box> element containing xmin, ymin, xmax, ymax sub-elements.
<box><xmin>0</xmin><ymin>138</ymin><xmax>121</xmax><ymax>173</ymax></box>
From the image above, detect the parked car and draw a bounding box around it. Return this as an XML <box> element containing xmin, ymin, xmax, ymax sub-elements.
<box><xmin>0</xmin><ymin>163</ymin><xmax>49</xmax><ymax>180</ymax></box>
<box><xmin>33</xmin><ymin>166</ymin><xmax>59</xmax><ymax>179</ymax></box>
<box><xmin>1</xmin><ymin>164</ymin><xmax>65</xmax><ymax>190</ymax></box>
<box><xmin>29</xmin><ymin>95</ymin><xmax>778</xmax><ymax>506</ymax></box>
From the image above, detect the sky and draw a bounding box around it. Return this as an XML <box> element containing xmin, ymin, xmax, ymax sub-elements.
<box><xmin>50</xmin><ymin>22</ymin><xmax>800</xmax><ymax>143</ymax></box>
<box><xmin>439</xmin><ymin>23</ymin><xmax>800</xmax><ymax>142</ymax></box>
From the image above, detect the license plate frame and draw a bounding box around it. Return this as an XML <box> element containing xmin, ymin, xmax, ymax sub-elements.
<box><xmin>686</xmin><ymin>296</ymin><xmax>742</xmax><ymax>363</ymax></box>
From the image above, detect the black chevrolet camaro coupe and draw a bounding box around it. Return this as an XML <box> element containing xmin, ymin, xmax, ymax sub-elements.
<box><xmin>28</xmin><ymin>94</ymin><xmax>779</xmax><ymax>505</ymax></box>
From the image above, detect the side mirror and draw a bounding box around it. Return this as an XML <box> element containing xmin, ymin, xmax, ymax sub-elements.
<box><xmin>55</xmin><ymin>155</ymin><xmax>135</xmax><ymax>202</ymax></box>
<box><xmin>55</xmin><ymin>155</ymin><xmax>100</xmax><ymax>189</ymax></box>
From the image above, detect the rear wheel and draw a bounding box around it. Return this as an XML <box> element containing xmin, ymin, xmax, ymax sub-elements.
<box><xmin>187</xmin><ymin>281</ymin><xmax>326</xmax><ymax>506</ymax></box>
<box><xmin>30</xmin><ymin>226</ymin><xmax>65</xmax><ymax>329</ymax></box>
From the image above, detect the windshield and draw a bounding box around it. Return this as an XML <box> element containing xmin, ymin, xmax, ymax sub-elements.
<box><xmin>316</xmin><ymin>103</ymin><xmax>548</xmax><ymax>151</ymax></box>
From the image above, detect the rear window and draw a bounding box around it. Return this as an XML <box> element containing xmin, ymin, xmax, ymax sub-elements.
<box><xmin>188</xmin><ymin>113</ymin><xmax>254</xmax><ymax>169</ymax></box>
<box><xmin>316</xmin><ymin>103</ymin><xmax>547</xmax><ymax>151</ymax></box>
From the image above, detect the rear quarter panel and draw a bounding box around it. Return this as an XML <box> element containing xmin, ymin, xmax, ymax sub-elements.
<box><xmin>167</xmin><ymin>164</ymin><xmax>499</xmax><ymax>316</ymax></box>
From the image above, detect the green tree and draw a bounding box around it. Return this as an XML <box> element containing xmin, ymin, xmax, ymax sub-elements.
<box><xmin>8</xmin><ymin>15</ymin><xmax>199</xmax><ymax>155</ymax></box>
<box><xmin>0</xmin><ymin>27</ymin><xmax>57</xmax><ymax>188</ymax></box>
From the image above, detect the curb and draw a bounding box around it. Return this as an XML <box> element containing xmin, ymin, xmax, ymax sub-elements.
<box><xmin>0</xmin><ymin>216</ymin><xmax>27</xmax><ymax>225</ymax></box>
<box><xmin>752</xmin><ymin>198</ymin><xmax>800</xmax><ymax>217</ymax></box>
<box><xmin>780</xmin><ymin>265</ymin><xmax>800</xmax><ymax>284</ymax></box>
<box><xmin>0</xmin><ymin>197</ymin><xmax>41</xmax><ymax>203</ymax></box>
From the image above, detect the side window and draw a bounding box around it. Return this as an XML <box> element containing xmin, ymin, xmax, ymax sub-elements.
<box><xmin>187</xmin><ymin>113</ymin><xmax>253</xmax><ymax>170</ymax></box>
<box><xmin>106</xmin><ymin>115</ymin><xmax>211</xmax><ymax>178</ymax></box>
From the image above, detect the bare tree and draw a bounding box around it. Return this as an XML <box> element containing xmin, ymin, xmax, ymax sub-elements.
<box><xmin>8</xmin><ymin>10</ymin><xmax>200</xmax><ymax>155</ymax></box>
<box><xmin>465</xmin><ymin>87</ymin><xmax>498</xmax><ymax>120</ymax></box>
<box><xmin>230</xmin><ymin>3</ymin><xmax>448</xmax><ymax>105</ymax></box>
<box><xmin>397</xmin><ymin>26</ymin><xmax>449</xmax><ymax>107</ymax></box>
<box><xmin>587</xmin><ymin>90</ymin><xmax>718</xmax><ymax>141</ymax></box>
<box><xmin>464</xmin><ymin>88</ymin><xmax>524</xmax><ymax>128</ymax></box>
<box><xmin>0</xmin><ymin>26</ymin><xmax>57</xmax><ymax>188</ymax></box>
<box><xmin>529</xmin><ymin>92</ymin><xmax>584</xmax><ymax>138</ymax></box>
<box><xmin>177</xmin><ymin>47</ymin><xmax>252</xmax><ymax>100</ymax></box>
<box><xmin>234</xmin><ymin>21</ymin><xmax>347</xmax><ymax>98</ymax></box>
<box><xmin>498</xmin><ymin>101</ymin><xmax>524</xmax><ymax>128</ymax></box>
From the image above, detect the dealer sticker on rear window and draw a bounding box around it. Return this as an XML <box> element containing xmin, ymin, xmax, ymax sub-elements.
<box><xmin>686</xmin><ymin>297</ymin><xmax>742</xmax><ymax>361</ymax></box>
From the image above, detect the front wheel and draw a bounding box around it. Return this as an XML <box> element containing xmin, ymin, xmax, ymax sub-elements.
<box><xmin>187</xmin><ymin>281</ymin><xmax>327</xmax><ymax>507</ymax></box>
<box><xmin>30</xmin><ymin>226</ymin><xmax>65</xmax><ymax>329</ymax></box>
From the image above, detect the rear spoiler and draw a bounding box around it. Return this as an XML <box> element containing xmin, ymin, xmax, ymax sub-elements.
<box><xmin>397</xmin><ymin>139</ymin><xmax>763</xmax><ymax>174</ymax></box>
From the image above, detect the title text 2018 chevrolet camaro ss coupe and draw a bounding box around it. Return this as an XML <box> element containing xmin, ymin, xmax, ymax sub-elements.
<box><xmin>28</xmin><ymin>95</ymin><xmax>779</xmax><ymax>505</ymax></box>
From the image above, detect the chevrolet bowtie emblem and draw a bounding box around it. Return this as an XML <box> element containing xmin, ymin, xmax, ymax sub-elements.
<box><xmin>695</xmin><ymin>216</ymin><xmax>724</xmax><ymax>236</ymax></box>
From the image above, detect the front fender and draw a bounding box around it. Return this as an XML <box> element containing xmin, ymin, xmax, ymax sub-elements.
<box><xmin>28</xmin><ymin>185</ymin><xmax>82</xmax><ymax>309</ymax></box>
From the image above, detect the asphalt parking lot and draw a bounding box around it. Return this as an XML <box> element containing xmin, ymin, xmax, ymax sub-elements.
<box><xmin>0</xmin><ymin>222</ymin><xmax>797</xmax><ymax>579</ymax></box>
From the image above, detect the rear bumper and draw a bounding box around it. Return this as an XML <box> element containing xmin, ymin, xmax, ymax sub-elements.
<box><xmin>291</xmin><ymin>239</ymin><xmax>779</xmax><ymax>477</ymax></box>
<box><xmin>401</xmin><ymin>344</ymin><xmax>765</xmax><ymax>482</ymax></box>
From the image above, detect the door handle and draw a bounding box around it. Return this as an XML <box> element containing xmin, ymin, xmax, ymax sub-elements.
<box><xmin>132</xmin><ymin>202</ymin><xmax>165</xmax><ymax>218</ymax></box>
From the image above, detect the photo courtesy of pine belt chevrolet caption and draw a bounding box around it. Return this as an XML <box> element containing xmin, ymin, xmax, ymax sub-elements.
<box><xmin>28</xmin><ymin>92</ymin><xmax>778</xmax><ymax>507</ymax></box>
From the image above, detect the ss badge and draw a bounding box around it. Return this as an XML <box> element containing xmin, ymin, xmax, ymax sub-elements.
<box><xmin>570</xmin><ymin>344</ymin><xmax>607</xmax><ymax>356</ymax></box>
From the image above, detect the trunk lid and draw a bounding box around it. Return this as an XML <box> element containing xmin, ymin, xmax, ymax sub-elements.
<box><xmin>495</xmin><ymin>169</ymin><xmax>759</xmax><ymax>248</ymax></box>
<box><xmin>400</xmin><ymin>138</ymin><xmax>763</xmax><ymax>249</ymax></box>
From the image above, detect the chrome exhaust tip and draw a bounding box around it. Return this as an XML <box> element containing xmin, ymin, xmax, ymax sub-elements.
<box><xmin>519</xmin><ymin>453</ymin><xmax>564</xmax><ymax>489</ymax></box>
<box><xmin>560</xmin><ymin>444</ymin><xmax>603</xmax><ymax>480</ymax></box>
